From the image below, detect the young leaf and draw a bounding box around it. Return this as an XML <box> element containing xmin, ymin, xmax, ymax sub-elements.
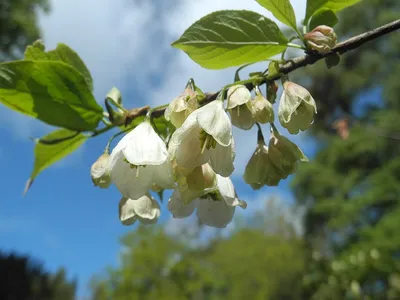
<box><xmin>268</xmin><ymin>61</ymin><xmax>281</xmax><ymax>77</ymax></box>
<box><xmin>308</xmin><ymin>9</ymin><xmax>338</xmax><ymax>30</ymax></box>
<box><xmin>305</xmin><ymin>0</ymin><xmax>361</xmax><ymax>23</ymax></box>
<box><xmin>172</xmin><ymin>10</ymin><xmax>288</xmax><ymax>69</ymax></box>
<box><xmin>25</xmin><ymin>129</ymin><xmax>87</xmax><ymax>194</ymax></box>
<box><xmin>25</xmin><ymin>40</ymin><xmax>93</xmax><ymax>91</ymax></box>
<box><xmin>0</xmin><ymin>60</ymin><xmax>103</xmax><ymax>131</ymax></box>
<box><xmin>256</xmin><ymin>0</ymin><xmax>297</xmax><ymax>31</ymax></box>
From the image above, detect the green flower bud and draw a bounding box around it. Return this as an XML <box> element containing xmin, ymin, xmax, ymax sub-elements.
<box><xmin>304</xmin><ymin>25</ymin><xmax>337</xmax><ymax>54</ymax></box>
<box><xmin>227</xmin><ymin>85</ymin><xmax>255</xmax><ymax>130</ymax></box>
<box><xmin>249</xmin><ymin>91</ymin><xmax>274</xmax><ymax>124</ymax></box>
<box><xmin>268</xmin><ymin>130</ymin><xmax>308</xmax><ymax>177</ymax></box>
<box><xmin>278</xmin><ymin>81</ymin><xmax>317</xmax><ymax>134</ymax></box>
<box><xmin>90</xmin><ymin>153</ymin><xmax>111</xmax><ymax>188</ymax></box>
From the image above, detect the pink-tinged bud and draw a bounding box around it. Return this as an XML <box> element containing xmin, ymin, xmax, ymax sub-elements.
<box><xmin>304</xmin><ymin>25</ymin><xmax>337</xmax><ymax>54</ymax></box>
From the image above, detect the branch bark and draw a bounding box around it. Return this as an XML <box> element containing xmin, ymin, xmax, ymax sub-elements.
<box><xmin>131</xmin><ymin>19</ymin><xmax>400</xmax><ymax>120</ymax></box>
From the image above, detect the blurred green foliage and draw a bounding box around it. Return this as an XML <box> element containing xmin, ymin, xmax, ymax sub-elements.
<box><xmin>292</xmin><ymin>0</ymin><xmax>400</xmax><ymax>299</ymax></box>
<box><xmin>90</xmin><ymin>198</ymin><xmax>305</xmax><ymax>300</ymax></box>
<box><xmin>0</xmin><ymin>0</ymin><xmax>49</xmax><ymax>61</ymax></box>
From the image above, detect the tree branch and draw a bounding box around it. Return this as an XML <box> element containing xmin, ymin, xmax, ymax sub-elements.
<box><xmin>130</xmin><ymin>19</ymin><xmax>400</xmax><ymax>121</ymax></box>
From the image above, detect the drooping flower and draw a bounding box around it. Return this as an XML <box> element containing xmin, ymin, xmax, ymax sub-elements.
<box><xmin>168</xmin><ymin>175</ymin><xmax>247</xmax><ymax>228</ymax></box>
<box><xmin>278</xmin><ymin>81</ymin><xmax>317</xmax><ymax>134</ymax></box>
<box><xmin>304</xmin><ymin>25</ymin><xmax>337</xmax><ymax>54</ymax></box>
<box><xmin>109</xmin><ymin>121</ymin><xmax>174</xmax><ymax>200</ymax></box>
<box><xmin>90</xmin><ymin>153</ymin><xmax>112</xmax><ymax>188</ymax></box>
<box><xmin>249</xmin><ymin>90</ymin><xmax>274</xmax><ymax>124</ymax></box>
<box><xmin>169</xmin><ymin>100</ymin><xmax>235</xmax><ymax>177</ymax></box>
<box><xmin>119</xmin><ymin>194</ymin><xmax>160</xmax><ymax>225</ymax></box>
<box><xmin>164</xmin><ymin>87</ymin><xmax>198</xmax><ymax>128</ymax></box>
<box><xmin>227</xmin><ymin>85</ymin><xmax>255</xmax><ymax>130</ymax></box>
<box><xmin>268</xmin><ymin>129</ymin><xmax>308</xmax><ymax>176</ymax></box>
<box><xmin>243</xmin><ymin>139</ymin><xmax>284</xmax><ymax>188</ymax></box>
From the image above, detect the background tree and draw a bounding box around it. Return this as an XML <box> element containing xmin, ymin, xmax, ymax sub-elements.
<box><xmin>0</xmin><ymin>251</ymin><xmax>76</xmax><ymax>300</ymax></box>
<box><xmin>292</xmin><ymin>0</ymin><xmax>400</xmax><ymax>298</ymax></box>
<box><xmin>0</xmin><ymin>0</ymin><xmax>50</xmax><ymax>61</ymax></box>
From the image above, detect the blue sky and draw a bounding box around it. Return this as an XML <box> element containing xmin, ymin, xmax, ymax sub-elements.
<box><xmin>0</xmin><ymin>0</ymin><xmax>318</xmax><ymax>298</ymax></box>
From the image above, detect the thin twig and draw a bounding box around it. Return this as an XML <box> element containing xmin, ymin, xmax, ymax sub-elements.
<box><xmin>138</xmin><ymin>19</ymin><xmax>400</xmax><ymax>119</ymax></box>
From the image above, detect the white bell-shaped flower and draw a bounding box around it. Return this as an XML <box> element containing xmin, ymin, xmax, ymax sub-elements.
<box><xmin>227</xmin><ymin>85</ymin><xmax>255</xmax><ymax>130</ymax></box>
<box><xmin>169</xmin><ymin>100</ymin><xmax>235</xmax><ymax>177</ymax></box>
<box><xmin>243</xmin><ymin>139</ymin><xmax>284</xmax><ymax>188</ymax></box>
<box><xmin>119</xmin><ymin>194</ymin><xmax>161</xmax><ymax>225</ymax></box>
<box><xmin>109</xmin><ymin>121</ymin><xmax>174</xmax><ymax>200</ymax></box>
<box><xmin>172</xmin><ymin>162</ymin><xmax>218</xmax><ymax>205</ymax></box>
<box><xmin>90</xmin><ymin>153</ymin><xmax>111</xmax><ymax>188</ymax></box>
<box><xmin>164</xmin><ymin>87</ymin><xmax>198</xmax><ymax>128</ymax></box>
<box><xmin>168</xmin><ymin>175</ymin><xmax>247</xmax><ymax>228</ymax></box>
<box><xmin>278</xmin><ymin>81</ymin><xmax>317</xmax><ymax>134</ymax></box>
<box><xmin>250</xmin><ymin>91</ymin><xmax>274</xmax><ymax>124</ymax></box>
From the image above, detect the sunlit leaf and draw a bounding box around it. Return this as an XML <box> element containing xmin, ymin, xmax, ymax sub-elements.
<box><xmin>256</xmin><ymin>0</ymin><xmax>297</xmax><ymax>31</ymax></box>
<box><xmin>25</xmin><ymin>129</ymin><xmax>87</xmax><ymax>194</ymax></box>
<box><xmin>0</xmin><ymin>60</ymin><xmax>103</xmax><ymax>131</ymax></box>
<box><xmin>309</xmin><ymin>9</ymin><xmax>338</xmax><ymax>30</ymax></box>
<box><xmin>305</xmin><ymin>0</ymin><xmax>361</xmax><ymax>23</ymax></box>
<box><xmin>172</xmin><ymin>10</ymin><xmax>288</xmax><ymax>69</ymax></box>
<box><xmin>25</xmin><ymin>40</ymin><xmax>93</xmax><ymax>91</ymax></box>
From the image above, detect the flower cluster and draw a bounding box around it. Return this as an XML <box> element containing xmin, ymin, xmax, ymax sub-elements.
<box><xmin>90</xmin><ymin>80</ymin><xmax>317</xmax><ymax>228</ymax></box>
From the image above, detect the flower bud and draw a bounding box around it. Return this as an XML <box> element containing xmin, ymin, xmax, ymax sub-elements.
<box><xmin>165</xmin><ymin>87</ymin><xmax>198</xmax><ymax>128</ymax></box>
<box><xmin>227</xmin><ymin>85</ymin><xmax>255</xmax><ymax>130</ymax></box>
<box><xmin>268</xmin><ymin>130</ymin><xmax>308</xmax><ymax>177</ymax></box>
<box><xmin>90</xmin><ymin>153</ymin><xmax>112</xmax><ymax>188</ymax></box>
<box><xmin>249</xmin><ymin>91</ymin><xmax>274</xmax><ymax>124</ymax></box>
<box><xmin>278</xmin><ymin>81</ymin><xmax>317</xmax><ymax>134</ymax></box>
<box><xmin>304</xmin><ymin>25</ymin><xmax>337</xmax><ymax>54</ymax></box>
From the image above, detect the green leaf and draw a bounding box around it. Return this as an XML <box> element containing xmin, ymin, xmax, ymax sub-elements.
<box><xmin>309</xmin><ymin>9</ymin><xmax>338</xmax><ymax>30</ymax></box>
<box><xmin>172</xmin><ymin>10</ymin><xmax>288</xmax><ymax>69</ymax></box>
<box><xmin>268</xmin><ymin>61</ymin><xmax>281</xmax><ymax>77</ymax></box>
<box><xmin>256</xmin><ymin>0</ymin><xmax>297</xmax><ymax>31</ymax></box>
<box><xmin>305</xmin><ymin>0</ymin><xmax>361</xmax><ymax>23</ymax></box>
<box><xmin>0</xmin><ymin>60</ymin><xmax>103</xmax><ymax>131</ymax></box>
<box><xmin>25</xmin><ymin>40</ymin><xmax>93</xmax><ymax>91</ymax></box>
<box><xmin>151</xmin><ymin>115</ymin><xmax>174</xmax><ymax>140</ymax></box>
<box><xmin>25</xmin><ymin>129</ymin><xmax>87</xmax><ymax>194</ymax></box>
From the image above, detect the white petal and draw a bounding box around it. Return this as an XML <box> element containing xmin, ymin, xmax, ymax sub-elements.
<box><xmin>196</xmin><ymin>197</ymin><xmax>235</xmax><ymax>228</ymax></box>
<box><xmin>122</xmin><ymin>122</ymin><xmax>168</xmax><ymax>165</ymax></box>
<box><xmin>227</xmin><ymin>85</ymin><xmax>252</xmax><ymax>109</ymax></box>
<box><xmin>119</xmin><ymin>195</ymin><xmax>160</xmax><ymax>225</ymax></box>
<box><xmin>150</xmin><ymin>161</ymin><xmax>175</xmax><ymax>189</ymax></box>
<box><xmin>118</xmin><ymin>197</ymin><xmax>137</xmax><ymax>225</ymax></box>
<box><xmin>134</xmin><ymin>195</ymin><xmax>161</xmax><ymax>224</ymax></box>
<box><xmin>110</xmin><ymin>152</ymin><xmax>153</xmax><ymax>199</ymax></box>
<box><xmin>216</xmin><ymin>175</ymin><xmax>247</xmax><ymax>208</ymax></box>
<box><xmin>196</xmin><ymin>101</ymin><xmax>232</xmax><ymax>147</ymax></box>
<box><xmin>175</xmin><ymin>117</ymin><xmax>210</xmax><ymax>169</ymax></box>
<box><xmin>168</xmin><ymin>189</ymin><xmax>196</xmax><ymax>218</ymax></box>
<box><xmin>209</xmin><ymin>136</ymin><xmax>235</xmax><ymax>177</ymax></box>
<box><xmin>229</xmin><ymin>104</ymin><xmax>255</xmax><ymax>130</ymax></box>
